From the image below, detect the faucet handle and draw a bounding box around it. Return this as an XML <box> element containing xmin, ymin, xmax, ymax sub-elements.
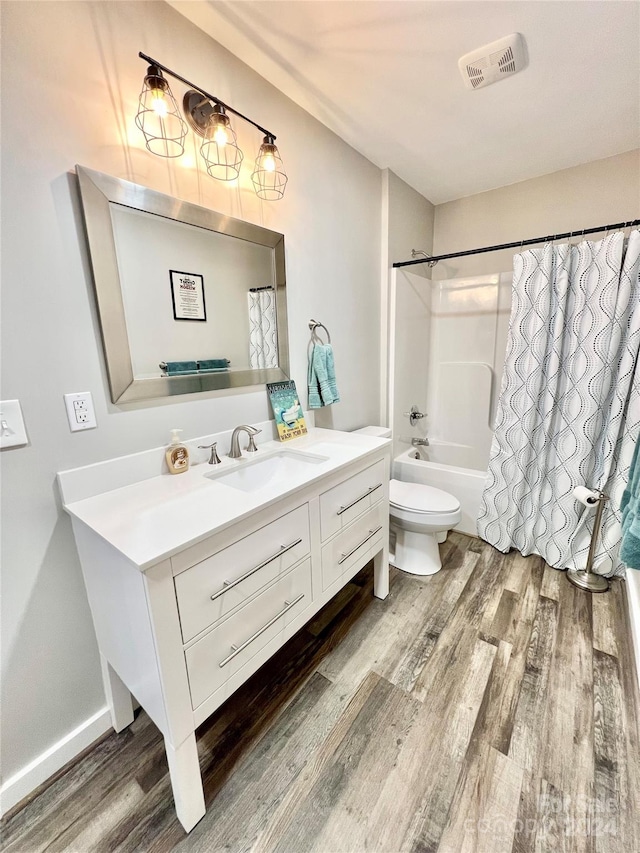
<box><xmin>246</xmin><ymin>431</ymin><xmax>260</xmax><ymax>453</ymax></box>
<box><xmin>403</xmin><ymin>405</ymin><xmax>426</xmax><ymax>426</ymax></box>
<box><xmin>198</xmin><ymin>442</ymin><xmax>222</xmax><ymax>465</ymax></box>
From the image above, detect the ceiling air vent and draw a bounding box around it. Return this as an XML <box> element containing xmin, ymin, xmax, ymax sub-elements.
<box><xmin>459</xmin><ymin>33</ymin><xmax>526</xmax><ymax>90</ymax></box>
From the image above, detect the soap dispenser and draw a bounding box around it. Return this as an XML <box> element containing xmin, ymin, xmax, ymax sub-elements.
<box><xmin>165</xmin><ymin>429</ymin><xmax>190</xmax><ymax>474</ymax></box>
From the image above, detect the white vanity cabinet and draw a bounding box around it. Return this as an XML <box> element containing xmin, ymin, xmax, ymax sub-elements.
<box><xmin>59</xmin><ymin>428</ymin><xmax>390</xmax><ymax>832</ymax></box>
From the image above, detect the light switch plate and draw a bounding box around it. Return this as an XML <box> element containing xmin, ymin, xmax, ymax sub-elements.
<box><xmin>0</xmin><ymin>400</ymin><xmax>29</xmax><ymax>448</ymax></box>
<box><xmin>64</xmin><ymin>391</ymin><xmax>97</xmax><ymax>432</ymax></box>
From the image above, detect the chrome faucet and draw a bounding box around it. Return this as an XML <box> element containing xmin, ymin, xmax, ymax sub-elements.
<box><xmin>229</xmin><ymin>425</ymin><xmax>261</xmax><ymax>459</ymax></box>
<box><xmin>411</xmin><ymin>437</ymin><xmax>430</xmax><ymax>447</ymax></box>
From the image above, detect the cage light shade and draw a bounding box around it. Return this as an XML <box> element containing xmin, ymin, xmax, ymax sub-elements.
<box><xmin>252</xmin><ymin>137</ymin><xmax>287</xmax><ymax>200</ymax></box>
<box><xmin>200</xmin><ymin>105</ymin><xmax>244</xmax><ymax>181</ymax></box>
<box><xmin>135</xmin><ymin>66</ymin><xmax>187</xmax><ymax>157</ymax></box>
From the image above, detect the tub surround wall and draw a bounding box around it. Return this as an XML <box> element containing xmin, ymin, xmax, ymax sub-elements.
<box><xmin>389</xmin><ymin>269</ymin><xmax>431</xmax><ymax>457</ymax></box>
<box><xmin>428</xmin><ymin>272</ymin><xmax>512</xmax><ymax>472</ymax></box>
<box><xmin>1</xmin><ymin>0</ymin><xmax>386</xmax><ymax>810</ymax></box>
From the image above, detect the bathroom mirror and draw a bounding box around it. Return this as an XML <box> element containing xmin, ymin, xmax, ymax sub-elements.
<box><xmin>76</xmin><ymin>166</ymin><xmax>289</xmax><ymax>403</ymax></box>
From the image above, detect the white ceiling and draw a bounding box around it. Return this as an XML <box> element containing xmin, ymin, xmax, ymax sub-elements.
<box><xmin>169</xmin><ymin>1</ymin><xmax>640</xmax><ymax>203</ymax></box>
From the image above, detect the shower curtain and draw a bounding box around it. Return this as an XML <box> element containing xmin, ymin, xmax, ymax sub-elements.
<box><xmin>248</xmin><ymin>288</ymin><xmax>278</xmax><ymax>369</ymax></box>
<box><xmin>478</xmin><ymin>230</ymin><xmax>640</xmax><ymax>577</ymax></box>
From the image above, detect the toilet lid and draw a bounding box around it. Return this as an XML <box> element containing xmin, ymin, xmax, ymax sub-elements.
<box><xmin>389</xmin><ymin>479</ymin><xmax>460</xmax><ymax>513</ymax></box>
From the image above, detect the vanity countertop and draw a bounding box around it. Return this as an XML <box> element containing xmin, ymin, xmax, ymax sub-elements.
<box><xmin>60</xmin><ymin>428</ymin><xmax>390</xmax><ymax>571</ymax></box>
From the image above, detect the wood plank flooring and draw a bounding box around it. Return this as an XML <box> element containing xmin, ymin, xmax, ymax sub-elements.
<box><xmin>2</xmin><ymin>532</ymin><xmax>639</xmax><ymax>853</ymax></box>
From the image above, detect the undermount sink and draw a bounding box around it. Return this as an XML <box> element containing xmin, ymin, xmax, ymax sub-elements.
<box><xmin>206</xmin><ymin>449</ymin><xmax>329</xmax><ymax>493</ymax></box>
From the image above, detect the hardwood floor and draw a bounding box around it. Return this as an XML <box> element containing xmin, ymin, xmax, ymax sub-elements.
<box><xmin>3</xmin><ymin>532</ymin><xmax>639</xmax><ymax>853</ymax></box>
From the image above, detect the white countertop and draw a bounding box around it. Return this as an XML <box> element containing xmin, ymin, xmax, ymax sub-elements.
<box><xmin>60</xmin><ymin>428</ymin><xmax>390</xmax><ymax>570</ymax></box>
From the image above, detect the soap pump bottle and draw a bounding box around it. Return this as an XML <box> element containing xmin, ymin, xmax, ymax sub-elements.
<box><xmin>166</xmin><ymin>429</ymin><xmax>190</xmax><ymax>474</ymax></box>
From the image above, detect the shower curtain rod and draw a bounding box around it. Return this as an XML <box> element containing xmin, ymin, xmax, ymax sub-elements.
<box><xmin>392</xmin><ymin>218</ymin><xmax>640</xmax><ymax>268</ymax></box>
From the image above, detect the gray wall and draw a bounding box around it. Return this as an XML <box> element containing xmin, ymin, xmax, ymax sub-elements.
<box><xmin>387</xmin><ymin>169</ymin><xmax>435</xmax><ymax>268</ymax></box>
<box><xmin>1</xmin><ymin>0</ymin><xmax>383</xmax><ymax>783</ymax></box>
<box><xmin>380</xmin><ymin>169</ymin><xmax>435</xmax><ymax>424</ymax></box>
<box><xmin>433</xmin><ymin>150</ymin><xmax>640</xmax><ymax>278</ymax></box>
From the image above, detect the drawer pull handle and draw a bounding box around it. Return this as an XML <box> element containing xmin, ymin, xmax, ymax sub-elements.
<box><xmin>338</xmin><ymin>526</ymin><xmax>383</xmax><ymax>565</ymax></box>
<box><xmin>337</xmin><ymin>483</ymin><xmax>383</xmax><ymax>516</ymax></box>
<box><xmin>210</xmin><ymin>538</ymin><xmax>303</xmax><ymax>601</ymax></box>
<box><xmin>219</xmin><ymin>593</ymin><xmax>305</xmax><ymax>668</ymax></box>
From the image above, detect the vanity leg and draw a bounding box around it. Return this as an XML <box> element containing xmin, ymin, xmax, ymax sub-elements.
<box><xmin>373</xmin><ymin>545</ymin><xmax>389</xmax><ymax>600</ymax></box>
<box><xmin>165</xmin><ymin>733</ymin><xmax>206</xmax><ymax>832</ymax></box>
<box><xmin>100</xmin><ymin>655</ymin><xmax>134</xmax><ymax>732</ymax></box>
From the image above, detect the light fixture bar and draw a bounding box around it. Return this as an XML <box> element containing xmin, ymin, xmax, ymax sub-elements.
<box><xmin>138</xmin><ymin>52</ymin><xmax>276</xmax><ymax>141</ymax></box>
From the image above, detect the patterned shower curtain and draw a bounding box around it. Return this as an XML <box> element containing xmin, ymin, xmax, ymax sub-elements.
<box><xmin>478</xmin><ymin>230</ymin><xmax>640</xmax><ymax>577</ymax></box>
<box><xmin>248</xmin><ymin>288</ymin><xmax>278</xmax><ymax>369</ymax></box>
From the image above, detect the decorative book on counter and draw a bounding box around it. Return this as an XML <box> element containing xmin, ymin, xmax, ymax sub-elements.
<box><xmin>267</xmin><ymin>380</ymin><xmax>308</xmax><ymax>442</ymax></box>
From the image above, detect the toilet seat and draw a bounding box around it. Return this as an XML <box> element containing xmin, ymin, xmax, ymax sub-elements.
<box><xmin>389</xmin><ymin>479</ymin><xmax>460</xmax><ymax>514</ymax></box>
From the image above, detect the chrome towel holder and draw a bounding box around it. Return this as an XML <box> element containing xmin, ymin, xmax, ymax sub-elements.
<box><xmin>309</xmin><ymin>319</ymin><xmax>331</xmax><ymax>343</ymax></box>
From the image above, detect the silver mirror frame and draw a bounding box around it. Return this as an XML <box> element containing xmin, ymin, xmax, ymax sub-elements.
<box><xmin>76</xmin><ymin>166</ymin><xmax>289</xmax><ymax>403</ymax></box>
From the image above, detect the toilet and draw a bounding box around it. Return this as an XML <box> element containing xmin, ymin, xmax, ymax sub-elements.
<box><xmin>389</xmin><ymin>479</ymin><xmax>461</xmax><ymax>575</ymax></box>
<box><xmin>353</xmin><ymin>426</ymin><xmax>462</xmax><ymax>576</ymax></box>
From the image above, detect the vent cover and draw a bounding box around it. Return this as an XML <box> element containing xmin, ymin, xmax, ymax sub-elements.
<box><xmin>459</xmin><ymin>33</ymin><xmax>526</xmax><ymax>90</ymax></box>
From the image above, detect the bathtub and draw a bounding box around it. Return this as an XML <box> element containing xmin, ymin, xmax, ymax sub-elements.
<box><xmin>393</xmin><ymin>445</ymin><xmax>487</xmax><ymax>537</ymax></box>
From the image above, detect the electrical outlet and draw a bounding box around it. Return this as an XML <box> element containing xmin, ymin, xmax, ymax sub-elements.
<box><xmin>0</xmin><ymin>400</ymin><xmax>28</xmax><ymax>448</ymax></box>
<box><xmin>64</xmin><ymin>392</ymin><xmax>97</xmax><ymax>432</ymax></box>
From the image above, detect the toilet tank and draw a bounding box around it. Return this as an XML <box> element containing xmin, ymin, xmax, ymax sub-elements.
<box><xmin>352</xmin><ymin>426</ymin><xmax>392</xmax><ymax>439</ymax></box>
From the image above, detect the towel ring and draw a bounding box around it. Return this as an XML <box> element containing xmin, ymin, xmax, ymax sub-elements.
<box><xmin>309</xmin><ymin>319</ymin><xmax>331</xmax><ymax>343</ymax></box>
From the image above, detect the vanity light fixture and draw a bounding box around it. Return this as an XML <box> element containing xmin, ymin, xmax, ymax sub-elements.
<box><xmin>135</xmin><ymin>64</ymin><xmax>187</xmax><ymax>157</ymax></box>
<box><xmin>252</xmin><ymin>135</ymin><xmax>288</xmax><ymax>200</ymax></box>
<box><xmin>136</xmin><ymin>52</ymin><xmax>288</xmax><ymax>199</ymax></box>
<box><xmin>200</xmin><ymin>104</ymin><xmax>244</xmax><ymax>181</ymax></box>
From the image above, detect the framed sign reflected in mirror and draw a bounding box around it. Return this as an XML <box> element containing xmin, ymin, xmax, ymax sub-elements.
<box><xmin>169</xmin><ymin>270</ymin><xmax>207</xmax><ymax>322</ymax></box>
<box><xmin>76</xmin><ymin>166</ymin><xmax>289</xmax><ymax>404</ymax></box>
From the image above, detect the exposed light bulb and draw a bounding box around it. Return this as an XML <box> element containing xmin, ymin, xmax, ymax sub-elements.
<box><xmin>212</xmin><ymin>124</ymin><xmax>228</xmax><ymax>147</ymax></box>
<box><xmin>150</xmin><ymin>89</ymin><xmax>168</xmax><ymax>117</ymax></box>
<box><xmin>263</xmin><ymin>153</ymin><xmax>276</xmax><ymax>172</ymax></box>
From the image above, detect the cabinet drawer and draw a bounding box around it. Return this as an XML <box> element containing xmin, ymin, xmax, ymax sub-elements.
<box><xmin>185</xmin><ymin>558</ymin><xmax>312</xmax><ymax>709</ymax></box>
<box><xmin>321</xmin><ymin>503</ymin><xmax>386</xmax><ymax>590</ymax></box>
<box><xmin>175</xmin><ymin>505</ymin><xmax>310</xmax><ymax>643</ymax></box>
<box><xmin>319</xmin><ymin>460</ymin><xmax>385</xmax><ymax>541</ymax></box>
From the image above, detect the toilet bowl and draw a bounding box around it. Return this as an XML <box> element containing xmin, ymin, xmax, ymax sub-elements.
<box><xmin>351</xmin><ymin>426</ymin><xmax>462</xmax><ymax>576</ymax></box>
<box><xmin>389</xmin><ymin>479</ymin><xmax>461</xmax><ymax>575</ymax></box>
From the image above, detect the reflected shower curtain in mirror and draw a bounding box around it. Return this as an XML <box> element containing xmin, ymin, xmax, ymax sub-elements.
<box><xmin>478</xmin><ymin>230</ymin><xmax>640</xmax><ymax>577</ymax></box>
<box><xmin>248</xmin><ymin>288</ymin><xmax>278</xmax><ymax>369</ymax></box>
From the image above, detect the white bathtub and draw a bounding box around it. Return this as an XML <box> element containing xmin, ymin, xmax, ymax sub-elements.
<box><xmin>393</xmin><ymin>446</ymin><xmax>487</xmax><ymax>537</ymax></box>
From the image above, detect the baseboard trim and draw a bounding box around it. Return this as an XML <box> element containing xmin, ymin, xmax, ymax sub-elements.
<box><xmin>625</xmin><ymin>568</ymin><xmax>640</xmax><ymax>695</ymax></box>
<box><xmin>0</xmin><ymin>706</ymin><xmax>112</xmax><ymax>817</ymax></box>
